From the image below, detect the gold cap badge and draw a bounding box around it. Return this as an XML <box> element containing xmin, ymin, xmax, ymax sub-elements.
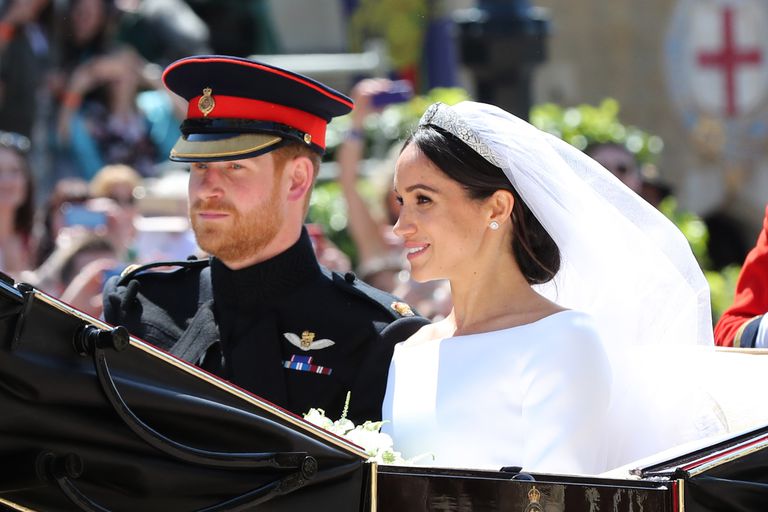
<box><xmin>198</xmin><ymin>87</ymin><xmax>215</xmax><ymax>117</ymax></box>
<box><xmin>391</xmin><ymin>301</ymin><xmax>414</xmax><ymax>317</ymax></box>
<box><xmin>303</xmin><ymin>133</ymin><xmax>312</xmax><ymax>144</ymax></box>
<box><xmin>300</xmin><ymin>331</ymin><xmax>316</xmax><ymax>350</ymax></box>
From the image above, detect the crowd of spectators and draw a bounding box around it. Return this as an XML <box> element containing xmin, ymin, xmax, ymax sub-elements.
<box><xmin>0</xmin><ymin>0</ymin><xmax>456</xmax><ymax>322</ymax></box>
<box><xmin>0</xmin><ymin>0</ymin><xmax>215</xmax><ymax>315</ymax></box>
<box><xmin>0</xmin><ymin>0</ymin><xmax>729</xmax><ymax>326</ymax></box>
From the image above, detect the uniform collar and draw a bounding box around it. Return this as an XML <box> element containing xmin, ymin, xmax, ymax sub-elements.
<box><xmin>211</xmin><ymin>226</ymin><xmax>322</xmax><ymax>308</ymax></box>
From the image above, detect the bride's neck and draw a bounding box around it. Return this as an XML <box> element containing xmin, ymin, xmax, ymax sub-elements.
<box><xmin>447</xmin><ymin>267</ymin><xmax>536</xmax><ymax>336</ymax></box>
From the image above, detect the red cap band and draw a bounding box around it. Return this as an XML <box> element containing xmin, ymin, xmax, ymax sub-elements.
<box><xmin>187</xmin><ymin>95</ymin><xmax>328</xmax><ymax>149</ymax></box>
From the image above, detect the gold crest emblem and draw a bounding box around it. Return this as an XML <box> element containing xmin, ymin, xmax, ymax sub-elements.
<box><xmin>300</xmin><ymin>331</ymin><xmax>316</xmax><ymax>350</ymax></box>
<box><xmin>303</xmin><ymin>133</ymin><xmax>312</xmax><ymax>144</ymax></box>
<box><xmin>524</xmin><ymin>486</ymin><xmax>543</xmax><ymax>512</ymax></box>
<box><xmin>390</xmin><ymin>301</ymin><xmax>414</xmax><ymax>317</ymax></box>
<box><xmin>198</xmin><ymin>87</ymin><xmax>215</xmax><ymax>117</ymax></box>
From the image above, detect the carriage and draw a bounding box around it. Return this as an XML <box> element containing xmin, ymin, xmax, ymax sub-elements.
<box><xmin>0</xmin><ymin>277</ymin><xmax>766</xmax><ymax>511</ymax></box>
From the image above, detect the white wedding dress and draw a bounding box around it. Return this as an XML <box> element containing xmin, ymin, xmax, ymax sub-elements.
<box><xmin>381</xmin><ymin>310</ymin><xmax>613</xmax><ymax>475</ymax></box>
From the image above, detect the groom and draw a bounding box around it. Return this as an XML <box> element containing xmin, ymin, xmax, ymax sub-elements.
<box><xmin>103</xmin><ymin>55</ymin><xmax>428</xmax><ymax>423</ymax></box>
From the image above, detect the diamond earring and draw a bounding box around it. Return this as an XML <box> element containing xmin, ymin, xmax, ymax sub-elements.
<box><xmin>489</xmin><ymin>221</ymin><xmax>500</xmax><ymax>230</ymax></box>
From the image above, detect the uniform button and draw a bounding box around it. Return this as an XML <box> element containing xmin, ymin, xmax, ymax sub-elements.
<box><xmin>344</xmin><ymin>272</ymin><xmax>356</xmax><ymax>283</ymax></box>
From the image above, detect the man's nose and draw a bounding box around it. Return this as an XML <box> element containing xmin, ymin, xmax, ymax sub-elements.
<box><xmin>194</xmin><ymin>167</ymin><xmax>225</xmax><ymax>199</ymax></box>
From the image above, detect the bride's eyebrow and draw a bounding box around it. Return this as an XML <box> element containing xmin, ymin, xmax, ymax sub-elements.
<box><xmin>404</xmin><ymin>184</ymin><xmax>439</xmax><ymax>193</ymax></box>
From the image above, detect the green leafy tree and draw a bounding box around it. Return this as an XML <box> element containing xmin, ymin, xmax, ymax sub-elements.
<box><xmin>530</xmin><ymin>98</ymin><xmax>664</xmax><ymax>164</ymax></box>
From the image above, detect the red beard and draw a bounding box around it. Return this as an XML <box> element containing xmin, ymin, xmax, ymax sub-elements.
<box><xmin>190</xmin><ymin>194</ymin><xmax>283</xmax><ymax>264</ymax></box>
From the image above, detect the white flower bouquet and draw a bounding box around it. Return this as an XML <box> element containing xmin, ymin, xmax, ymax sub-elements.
<box><xmin>303</xmin><ymin>393</ymin><xmax>430</xmax><ymax>465</ymax></box>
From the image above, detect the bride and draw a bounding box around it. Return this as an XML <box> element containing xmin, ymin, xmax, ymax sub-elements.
<box><xmin>381</xmin><ymin>101</ymin><xmax>719</xmax><ymax>475</ymax></box>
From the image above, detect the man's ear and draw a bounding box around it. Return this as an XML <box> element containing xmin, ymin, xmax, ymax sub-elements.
<box><xmin>285</xmin><ymin>155</ymin><xmax>314</xmax><ymax>203</ymax></box>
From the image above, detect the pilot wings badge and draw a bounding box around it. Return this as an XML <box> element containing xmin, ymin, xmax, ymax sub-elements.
<box><xmin>284</xmin><ymin>331</ymin><xmax>335</xmax><ymax>351</ymax></box>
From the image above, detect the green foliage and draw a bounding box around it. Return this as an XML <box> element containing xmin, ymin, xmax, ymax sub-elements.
<box><xmin>658</xmin><ymin>197</ymin><xmax>711</xmax><ymax>268</ymax></box>
<box><xmin>706</xmin><ymin>265</ymin><xmax>741</xmax><ymax>323</ymax></box>
<box><xmin>307</xmin><ymin>181</ymin><xmax>357</xmax><ymax>260</ymax></box>
<box><xmin>530</xmin><ymin>98</ymin><xmax>664</xmax><ymax>165</ymax></box>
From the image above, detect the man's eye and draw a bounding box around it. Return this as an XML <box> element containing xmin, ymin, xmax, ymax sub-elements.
<box><xmin>192</xmin><ymin>163</ymin><xmax>207</xmax><ymax>170</ymax></box>
<box><xmin>230</xmin><ymin>163</ymin><xmax>243</xmax><ymax>170</ymax></box>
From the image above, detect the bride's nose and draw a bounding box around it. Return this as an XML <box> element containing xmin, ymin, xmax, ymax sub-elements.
<box><xmin>393</xmin><ymin>210</ymin><xmax>414</xmax><ymax>239</ymax></box>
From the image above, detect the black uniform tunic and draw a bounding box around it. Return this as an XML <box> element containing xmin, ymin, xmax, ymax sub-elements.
<box><xmin>103</xmin><ymin>228</ymin><xmax>428</xmax><ymax>423</ymax></box>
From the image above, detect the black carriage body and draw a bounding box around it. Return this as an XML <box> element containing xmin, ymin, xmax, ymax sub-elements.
<box><xmin>377</xmin><ymin>427</ymin><xmax>768</xmax><ymax>512</ymax></box>
<box><xmin>0</xmin><ymin>279</ymin><xmax>765</xmax><ymax>511</ymax></box>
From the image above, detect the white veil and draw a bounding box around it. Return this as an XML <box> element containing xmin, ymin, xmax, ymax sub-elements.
<box><xmin>420</xmin><ymin>101</ymin><xmax>723</xmax><ymax>470</ymax></box>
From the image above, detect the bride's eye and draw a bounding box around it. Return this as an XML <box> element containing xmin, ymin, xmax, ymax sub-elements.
<box><xmin>416</xmin><ymin>194</ymin><xmax>432</xmax><ymax>204</ymax></box>
<box><xmin>395</xmin><ymin>195</ymin><xmax>404</xmax><ymax>205</ymax></box>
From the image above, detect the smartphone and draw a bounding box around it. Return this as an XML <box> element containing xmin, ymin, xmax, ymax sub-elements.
<box><xmin>62</xmin><ymin>204</ymin><xmax>107</xmax><ymax>229</ymax></box>
<box><xmin>371</xmin><ymin>80</ymin><xmax>414</xmax><ymax>108</ymax></box>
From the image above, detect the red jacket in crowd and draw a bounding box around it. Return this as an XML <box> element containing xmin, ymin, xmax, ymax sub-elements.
<box><xmin>714</xmin><ymin>205</ymin><xmax>768</xmax><ymax>347</ymax></box>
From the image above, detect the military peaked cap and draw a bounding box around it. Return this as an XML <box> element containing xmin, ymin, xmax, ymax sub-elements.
<box><xmin>162</xmin><ymin>55</ymin><xmax>354</xmax><ymax>161</ymax></box>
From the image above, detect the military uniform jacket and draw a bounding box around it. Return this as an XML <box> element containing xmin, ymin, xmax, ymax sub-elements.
<box><xmin>103</xmin><ymin>229</ymin><xmax>428</xmax><ymax>424</ymax></box>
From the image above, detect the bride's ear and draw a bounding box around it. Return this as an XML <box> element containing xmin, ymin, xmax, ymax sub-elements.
<box><xmin>487</xmin><ymin>189</ymin><xmax>515</xmax><ymax>227</ymax></box>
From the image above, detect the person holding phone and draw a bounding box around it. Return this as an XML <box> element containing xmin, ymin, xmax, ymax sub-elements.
<box><xmin>103</xmin><ymin>56</ymin><xmax>428</xmax><ymax>423</ymax></box>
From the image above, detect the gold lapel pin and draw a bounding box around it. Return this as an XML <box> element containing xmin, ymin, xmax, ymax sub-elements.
<box><xmin>390</xmin><ymin>301</ymin><xmax>414</xmax><ymax>317</ymax></box>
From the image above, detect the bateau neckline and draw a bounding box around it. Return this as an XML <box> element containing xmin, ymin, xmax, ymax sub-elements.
<box><xmin>409</xmin><ymin>310</ymin><xmax>583</xmax><ymax>346</ymax></box>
